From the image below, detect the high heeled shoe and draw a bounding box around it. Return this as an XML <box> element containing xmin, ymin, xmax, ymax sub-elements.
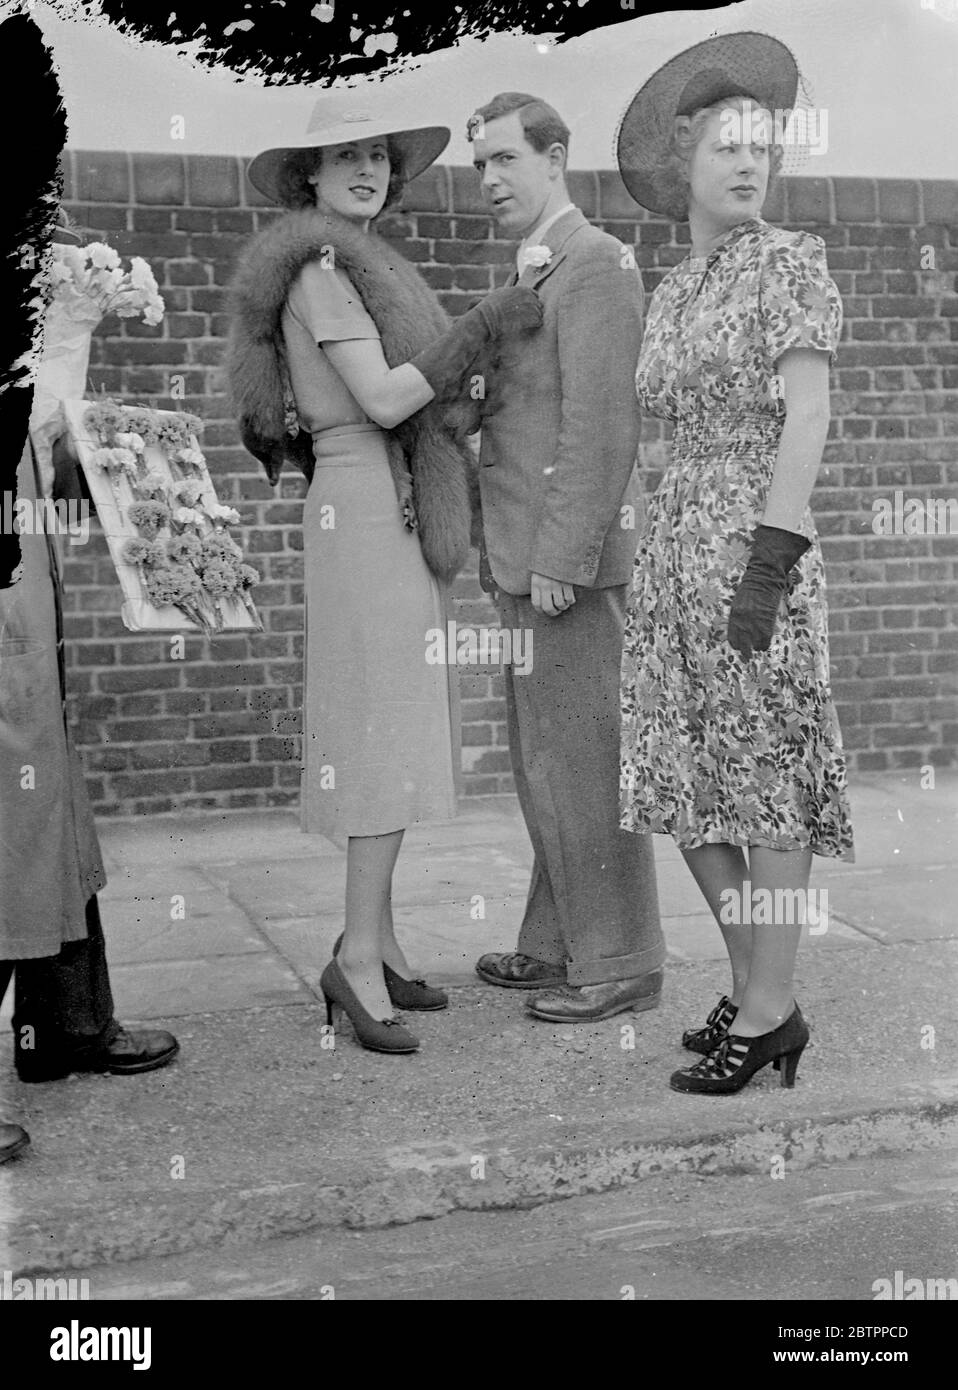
<box><xmin>319</xmin><ymin>959</ymin><xmax>420</xmax><ymax>1054</ymax></box>
<box><xmin>682</xmin><ymin>994</ymin><xmax>738</xmax><ymax>1054</ymax></box>
<box><xmin>670</xmin><ymin>1004</ymin><xmax>809</xmax><ymax>1095</ymax></box>
<box><xmin>332</xmin><ymin>932</ymin><xmax>448</xmax><ymax>1011</ymax></box>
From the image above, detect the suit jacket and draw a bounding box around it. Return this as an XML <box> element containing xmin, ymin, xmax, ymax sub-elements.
<box><xmin>476</xmin><ymin>207</ymin><xmax>644</xmax><ymax>596</ymax></box>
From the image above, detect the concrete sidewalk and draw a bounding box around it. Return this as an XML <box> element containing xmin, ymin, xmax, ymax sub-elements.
<box><xmin>2</xmin><ymin>772</ymin><xmax>957</xmax><ymax>1273</ymax></box>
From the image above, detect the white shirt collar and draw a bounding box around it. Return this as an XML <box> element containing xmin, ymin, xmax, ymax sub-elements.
<box><xmin>516</xmin><ymin>202</ymin><xmax>576</xmax><ymax>272</ymax></box>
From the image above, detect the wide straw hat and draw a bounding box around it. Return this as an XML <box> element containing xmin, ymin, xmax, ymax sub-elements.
<box><xmin>615</xmin><ymin>31</ymin><xmax>804</xmax><ymax>218</ymax></box>
<box><xmin>247</xmin><ymin>98</ymin><xmax>451</xmax><ymax>204</ymax></box>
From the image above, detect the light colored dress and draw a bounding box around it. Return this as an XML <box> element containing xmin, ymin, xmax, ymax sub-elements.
<box><xmin>620</xmin><ymin>217</ymin><xmax>854</xmax><ymax>861</ymax></box>
<box><xmin>282</xmin><ymin>262</ymin><xmax>459</xmax><ymax>848</ymax></box>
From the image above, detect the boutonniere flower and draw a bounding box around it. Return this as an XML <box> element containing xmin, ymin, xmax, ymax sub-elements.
<box><xmin>520</xmin><ymin>244</ymin><xmax>553</xmax><ymax>271</ymax></box>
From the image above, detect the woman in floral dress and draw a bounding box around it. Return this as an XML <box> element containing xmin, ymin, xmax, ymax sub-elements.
<box><xmin>616</xmin><ymin>34</ymin><xmax>854</xmax><ymax>1094</ymax></box>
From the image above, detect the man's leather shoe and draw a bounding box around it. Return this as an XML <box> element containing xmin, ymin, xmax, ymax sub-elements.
<box><xmin>475</xmin><ymin>952</ymin><xmax>567</xmax><ymax>989</ymax></box>
<box><xmin>1</xmin><ymin>1122</ymin><xmax>30</xmax><ymax>1163</ymax></box>
<box><xmin>16</xmin><ymin>1025</ymin><xmax>180</xmax><ymax>1082</ymax></box>
<box><xmin>526</xmin><ymin>971</ymin><xmax>664</xmax><ymax>1022</ymax></box>
<box><xmin>95</xmin><ymin>1026</ymin><xmax>180</xmax><ymax>1075</ymax></box>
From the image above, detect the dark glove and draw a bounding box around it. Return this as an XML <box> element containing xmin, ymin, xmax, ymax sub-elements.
<box><xmin>727</xmin><ymin>524</ymin><xmax>811</xmax><ymax>659</ymax></box>
<box><xmin>51</xmin><ymin>433</ymin><xmax>87</xmax><ymax>503</ymax></box>
<box><xmin>410</xmin><ymin>286</ymin><xmax>543</xmax><ymax>396</ymax></box>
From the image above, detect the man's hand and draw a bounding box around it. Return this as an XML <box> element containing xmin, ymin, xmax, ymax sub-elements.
<box><xmin>530</xmin><ymin>572</ymin><xmax>575</xmax><ymax>616</ymax></box>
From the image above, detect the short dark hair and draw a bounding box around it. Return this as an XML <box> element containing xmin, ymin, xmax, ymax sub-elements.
<box><xmin>275</xmin><ymin>137</ymin><xmax>407</xmax><ymax>214</ymax></box>
<box><xmin>466</xmin><ymin>91</ymin><xmax>570</xmax><ymax>161</ymax></box>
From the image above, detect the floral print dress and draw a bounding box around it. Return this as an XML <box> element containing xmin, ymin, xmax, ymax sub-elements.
<box><xmin>620</xmin><ymin>217</ymin><xmax>854</xmax><ymax>860</ymax></box>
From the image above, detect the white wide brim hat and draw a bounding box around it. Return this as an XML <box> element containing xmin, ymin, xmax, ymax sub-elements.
<box><xmin>247</xmin><ymin>99</ymin><xmax>451</xmax><ymax>204</ymax></box>
<box><xmin>615</xmin><ymin>31</ymin><xmax>802</xmax><ymax>218</ymax></box>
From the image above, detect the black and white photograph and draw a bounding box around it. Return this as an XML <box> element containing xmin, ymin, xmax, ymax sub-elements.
<box><xmin>1</xmin><ymin>0</ymin><xmax>956</xmax><ymax>1348</ymax></box>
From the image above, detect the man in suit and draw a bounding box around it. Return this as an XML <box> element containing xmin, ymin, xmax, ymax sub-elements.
<box><xmin>467</xmin><ymin>92</ymin><xmax>665</xmax><ymax>1022</ymax></box>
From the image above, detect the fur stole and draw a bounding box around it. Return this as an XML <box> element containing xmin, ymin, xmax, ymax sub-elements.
<box><xmin>226</xmin><ymin>208</ymin><xmax>478</xmax><ymax>582</ymax></box>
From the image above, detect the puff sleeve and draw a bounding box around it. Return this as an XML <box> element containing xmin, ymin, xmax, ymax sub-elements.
<box><xmin>760</xmin><ymin>231</ymin><xmax>843</xmax><ymax>366</ymax></box>
<box><xmin>287</xmin><ymin>261</ymin><xmax>379</xmax><ymax>344</ymax></box>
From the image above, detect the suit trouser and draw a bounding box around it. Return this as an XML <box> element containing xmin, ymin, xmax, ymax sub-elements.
<box><xmin>0</xmin><ymin>896</ymin><xmax>118</xmax><ymax>1070</ymax></box>
<box><xmin>496</xmin><ymin>584</ymin><xmax>664</xmax><ymax>987</ymax></box>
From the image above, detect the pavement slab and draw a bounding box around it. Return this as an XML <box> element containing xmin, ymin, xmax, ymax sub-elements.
<box><xmin>2</xmin><ymin>773</ymin><xmax>956</xmax><ymax>1273</ymax></box>
<box><xmin>74</xmin><ymin>1147</ymin><xmax>958</xmax><ymax>1302</ymax></box>
<box><xmin>2</xmin><ymin>941</ymin><xmax>956</xmax><ymax>1273</ymax></box>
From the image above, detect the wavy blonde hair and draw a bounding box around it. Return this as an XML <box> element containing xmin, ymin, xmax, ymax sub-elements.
<box><xmin>651</xmin><ymin>94</ymin><xmax>785</xmax><ymax>221</ymax></box>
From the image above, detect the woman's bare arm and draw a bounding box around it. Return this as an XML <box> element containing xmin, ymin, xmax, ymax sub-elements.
<box><xmin>322</xmin><ymin>337</ymin><xmax>434</xmax><ymax>429</ymax></box>
<box><xmin>761</xmin><ymin>347</ymin><xmax>832</xmax><ymax>532</ymax></box>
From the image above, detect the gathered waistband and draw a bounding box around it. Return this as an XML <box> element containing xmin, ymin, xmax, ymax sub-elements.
<box><xmin>672</xmin><ymin>408</ymin><xmax>783</xmax><ymax>452</ymax></box>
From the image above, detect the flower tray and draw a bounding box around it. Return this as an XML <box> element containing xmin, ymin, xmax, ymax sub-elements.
<box><xmin>65</xmin><ymin>397</ymin><xmax>263</xmax><ymax>635</ymax></box>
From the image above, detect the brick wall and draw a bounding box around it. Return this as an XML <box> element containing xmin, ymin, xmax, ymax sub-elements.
<box><xmin>56</xmin><ymin>152</ymin><xmax>958</xmax><ymax>815</ymax></box>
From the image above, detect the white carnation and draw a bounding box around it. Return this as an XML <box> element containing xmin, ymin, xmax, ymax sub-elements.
<box><xmin>129</xmin><ymin>257</ymin><xmax>158</xmax><ymax>292</ymax></box>
<box><xmin>54</xmin><ymin>244</ymin><xmax>86</xmax><ymax>276</ymax></box>
<box><xmin>86</xmin><ymin>242</ymin><xmax>121</xmax><ymax>269</ymax></box>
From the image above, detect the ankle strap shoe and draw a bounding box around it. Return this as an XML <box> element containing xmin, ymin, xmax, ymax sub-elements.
<box><xmin>671</xmin><ymin>1005</ymin><xmax>809</xmax><ymax>1095</ymax></box>
<box><xmin>682</xmin><ymin>995</ymin><xmax>738</xmax><ymax>1054</ymax></box>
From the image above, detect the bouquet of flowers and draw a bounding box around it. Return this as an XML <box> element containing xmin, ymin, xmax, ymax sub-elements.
<box><xmin>30</xmin><ymin>238</ymin><xmax>166</xmax><ymax>495</ymax></box>
<box><xmin>82</xmin><ymin>399</ymin><xmax>261</xmax><ymax>635</ymax></box>
<box><xmin>48</xmin><ymin>241</ymin><xmax>165</xmax><ymax>326</ymax></box>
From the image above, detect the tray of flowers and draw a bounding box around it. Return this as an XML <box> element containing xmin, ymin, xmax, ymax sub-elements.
<box><xmin>65</xmin><ymin>397</ymin><xmax>262</xmax><ymax>634</ymax></box>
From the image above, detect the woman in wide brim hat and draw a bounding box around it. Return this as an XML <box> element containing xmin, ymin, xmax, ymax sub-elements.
<box><xmin>246</xmin><ymin>106</ymin><xmax>452</xmax><ymax>208</ymax></box>
<box><xmin>615</xmin><ymin>29</ymin><xmax>804</xmax><ymax>221</ymax></box>
<box><xmin>615</xmin><ymin>34</ymin><xmax>854</xmax><ymax>1094</ymax></box>
<box><xmin>228</xmin><ymin>100</ymin><xmax>541</xmax><ymax>1055</ymax></box>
